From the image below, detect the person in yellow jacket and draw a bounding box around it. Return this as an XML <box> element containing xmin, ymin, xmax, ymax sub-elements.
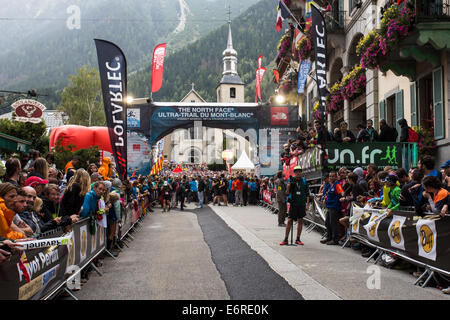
<box><xmin>0</xmin><ymin>183</ymin><xmax>26</xmax><ymax>240</ymax></box>
<box><xmin>98</xmin><ymin>157</ymin><xmax>113</xmax><ymax>181</ymax></box>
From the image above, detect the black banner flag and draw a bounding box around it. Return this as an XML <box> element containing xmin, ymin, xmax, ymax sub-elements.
<box><xmin>311</xmin><ymin>4</ymin><xmax>328</xmax><ymax>128</ymax></box>
<box><xmin>94</xmin><ymin>39</ymin><xmax>127</xmax><ymax>179</ymax></box>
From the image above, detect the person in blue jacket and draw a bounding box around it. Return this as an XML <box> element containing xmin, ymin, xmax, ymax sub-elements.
<box><xmin>80</xmin><ymin>182</ymin><xmax>106</xmax><ymax>218</ymax></box>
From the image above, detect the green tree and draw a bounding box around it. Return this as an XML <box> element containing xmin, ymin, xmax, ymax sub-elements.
<box><xmin>0</xmin><ymin>118</ymin><xmax>48</xmax><ymax>156</ymax></box>
<box><xmin>57</xmin><ymin>66</ymin><xmax>105</xmax><ymax>127</ymax></box>
<box><xmin>52</xmin><ymin>137</ymin><xmax>100</xmax><ymax>171</ymax></box>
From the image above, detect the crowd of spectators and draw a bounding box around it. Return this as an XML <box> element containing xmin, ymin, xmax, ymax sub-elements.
<box><xmin>0</xmin><ymin>152</ymin><xmax>128</xmax><ymax>286</ymax></box>
<box><xmin>136</xmin><ymin>170</ymin><xmax>264</xmax><ymax>212</ymax></box>
<box><xmin>281</xmin><ymin>118</ymin><xmax>416</xmax><ymax>166</ymax></box>
<box><xmin>314</xmin><ymin>154</ymin><xmax>450</xmax><ymax>292</ymax></box>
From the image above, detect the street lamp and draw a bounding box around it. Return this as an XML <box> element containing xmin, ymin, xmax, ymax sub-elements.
<box><xmin>274</xmin><ymin>89</ymin><xmax>285</xmax><ymax>104</ymax></box>
<box><xmin>126</xmin><ymin>96</ymin><xmax>134</xmax><ymax>104</ymax></box>
<box><xmin>275</xmin><ymin>93</ymin><xmax>285</xmax><ymax>104</ymax></box>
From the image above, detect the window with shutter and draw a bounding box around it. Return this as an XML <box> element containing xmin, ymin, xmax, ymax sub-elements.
<box><xmin>395</xmin><ymin>90</ymin><xmax>404</xmax><ymax>140</ymax></box>
<box><xmin>379</xmin><ymin>100</ymin><xmax>386</xmax><ymax>122</ymax></box>
<box><xmin>410</xmin><ymin>82</ymin><xmax>417</xmax><ymax>127</ymax></box>
<box><xmin>433</xmin><ymin>67</ymin><xmax>444</xmax><ymax>140</ymax></box>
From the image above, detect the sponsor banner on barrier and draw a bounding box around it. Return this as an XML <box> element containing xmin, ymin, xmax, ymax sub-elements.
<box><xmin>350</xmin><ymin>204</ymin><xmax>450</xmax><ymax>272</ymax></box>
<box><xmin>79</xmin><ymin>224</ymin><xmax>88</xmax><ymax>263</ymax></box>
<box><xmin>416</xmin><ymin>219</ymin><xmax>437</xmax><ymax>261</ymax></box>
<box><xmin>363</xmin><ymin>211</ymin><xmax>387</xmax><ymax>243</ymax></box>
<box><xmin>388</xmin><ymin>215</ymin><xmax>406</xmax><ymax>250</ymax></box>
<box><xmin>18</xmin><ymin>233</ymin><xmax>72</xmax><ymax>250</ymax></box>
<box><xmin>0</xmin><ymin>218</ymin><xmax>106</xmax><ymax>300</ymax></box>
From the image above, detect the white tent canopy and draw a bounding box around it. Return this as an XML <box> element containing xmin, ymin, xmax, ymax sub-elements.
<box><xmin>231</xmin><ymin>150</ymin><xmax>255</xmax><ymax>170</ymax></box>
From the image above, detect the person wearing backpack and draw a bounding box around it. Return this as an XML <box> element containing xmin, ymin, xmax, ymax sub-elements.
<box><xmin>398</xmin><ymin>118</ymin><xmax>418</xmax><ymax>143</ymax></box>
<box><xmin>280</xmin><ymin>166</ymin><xmax>310</xmax><ymax>246</ymax></box>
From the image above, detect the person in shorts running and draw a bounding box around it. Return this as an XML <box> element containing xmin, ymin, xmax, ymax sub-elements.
<box><xmin>161</xmin><ymin>181</ymin><xmax>172</xmax><ymax>212</ymax></box>
<box><xmin>280</xmin><ymin>166</ymin><xmax>310</xmax><ymax>246</ymax></box>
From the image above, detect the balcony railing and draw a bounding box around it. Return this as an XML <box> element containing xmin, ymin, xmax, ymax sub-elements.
<box><xmin>415</xmin><ymin>0</ymin><xmax>450</xmax><ymax>22</ymax></box>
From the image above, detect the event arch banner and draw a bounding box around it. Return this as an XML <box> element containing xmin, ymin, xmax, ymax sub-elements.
<box><xmin>126</xmin><ymin>102</ymin><xmax>298</xmax><ymax>176</ymax></box>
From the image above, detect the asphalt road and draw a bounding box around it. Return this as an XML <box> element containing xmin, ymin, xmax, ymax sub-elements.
<box><xmin>64</xmin><ymin>203</ymin><xmax>450</xmax><ymax>300</ymax></box>
<box><xmin>196</xmin><ymin>205</ymin><xmax>303</xmax><ymax>300</ymax></box>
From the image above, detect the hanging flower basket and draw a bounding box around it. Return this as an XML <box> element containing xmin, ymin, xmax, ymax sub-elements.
<box><xmin>296</xmin><ymin>34</ymin><xmax>314</xmax><ymax>61</ymax></box>
<box><xmin>341</xmin><ymin>66</ymin><xmax>366</xmax><ymax>101</ymax></box>
<box><xmin>277</xmin><ymin>34</ymin><xmax>292</xmax><ymax>60</ymax></box>
<box><xmin>356</xmin><ymin>1</ymin><xmax>415</xmax><ymax>70</ymax></box>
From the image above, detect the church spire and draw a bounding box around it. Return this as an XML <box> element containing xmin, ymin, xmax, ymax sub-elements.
<box><xmin>218</xmin><ymin>6</ymin><xmax>243</xmax><ymax>87</ymax></box>
<box><xmin>222</xmin><ymin>7</ymin><xmax>239</xmax><ymax>77</ymax></box>
<box><xmin>226</xmin><ymin>6</ymin><xmax>233</xmax><ymax>50</ymax></box>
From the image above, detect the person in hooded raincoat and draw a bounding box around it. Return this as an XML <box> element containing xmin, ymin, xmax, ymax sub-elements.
<box><xmin>98</xmin><ymin>157</ymin><xmax>113</xmax><ymax>181</ymax></box>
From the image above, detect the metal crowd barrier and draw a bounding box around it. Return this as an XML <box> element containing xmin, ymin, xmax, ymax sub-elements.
<box><xmin>0</xmin><ymin>196</ymin><xmax>149</xmax><ymax>300</ymax></box>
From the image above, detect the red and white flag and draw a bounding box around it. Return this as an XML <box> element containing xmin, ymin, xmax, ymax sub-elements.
<box><xmin>226</xmin><ymin>161</ymin><xmax>231</xmax><ymax>174</ymax></box>
<box><xmin>151</xmin><ymin>43</ymin><xmax>167</xmax><ymax>93</ymax></box>
<box><xmin>275</xmin><ymin>0</ymin><xmax>290</xmax><ymax>32</ymax></box>
<box><xmin>292</xmin><ymin>27</ymin><xmax>305</xmax><ymax>55</ymax></box>
<box><xmin>255</xmin><ymin>67</ymin><xmax>266</xmax><ymax>102</ymax></box>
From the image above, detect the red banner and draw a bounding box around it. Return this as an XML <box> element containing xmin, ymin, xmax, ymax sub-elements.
<box><xmin>255</xmin><ymin>67</ymin><xmax>266</xmax><ymax>102</ymax></box>
<box><xmin>257</xmin><ymin>55</ymin><xmax>263</xmax><ymax>69</ymax></box>
<box><xmin>273</xmin><ymin>69</ymin><xmax>280</xmax><ymax>84</ymax></box>
<box><xmin>151</xmin><ymin>43</ymin><xmax>167</xmax><ymax>93</ymax></box>
<box><xmin>288</xmin><ymin>156</ymin><xmax>298</xmax><ymax>179</ymax></box>
<box><xmin>283</xmin><ymin>162</ymin><xmax>289</xmax><ymax>180</ymax></box>
<box><xmin>263</xmin><ymin>190</ymin><xmax>272</xmax><ymax>204</ymax></box>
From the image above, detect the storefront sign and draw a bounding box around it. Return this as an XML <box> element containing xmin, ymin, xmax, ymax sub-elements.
<box><xmin>10</xmin><ymin>99</ymin><xmax>46</xmax><ymax>123</ymax></box>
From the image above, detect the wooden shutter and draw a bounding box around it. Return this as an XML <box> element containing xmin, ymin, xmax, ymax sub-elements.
<box><xmin>433</xmin><ymin>67</ymin><xmax>445</xmax><ymax>140</ymax></box>
<box><xmin>339</xmin><ymin>0</ymin><xmax>344</xmax><ymax>27</ymax></box>
<box><xmin>395</xmin><ymin>89</ymin><xmax>404</xmax><ymax>141</ymax></box>
<box><xmin>410</xmin><ymin>82</ymin><xmax>417</xmax><ymax>127</ymax></box>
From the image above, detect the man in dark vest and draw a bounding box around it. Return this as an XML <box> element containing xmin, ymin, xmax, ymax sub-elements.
<box><xmin>321</xmin><ymin>171</ymin><xmax>345</xmax><ymax>245</ymax></box>
<box><xmin>280</xmin><ymin>166</ymin><xmax>310</xmax><ymax>246</ymax></box>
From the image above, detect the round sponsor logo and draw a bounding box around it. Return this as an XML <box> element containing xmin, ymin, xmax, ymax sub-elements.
<box><xmin>369</xmin><ymin>215</ymin><xmax>379</xmax><ymax>237</ymax></box>
<box><xmin>420</xmin><ymin>224</ymin><xmax>434</xmax><ymax>253</ymax></box>
<box><xmin>389</xmin><ymin>220</ymin><xmax>401</xmax><ymax>244</ymax></box>
<box><xmin>81</xmin><ymin>230</ymin><xmax>87</xmax><ymax>257</ymax></box>
<box><xmin>68</xmin><ymin>237</ymin><xmax>75</xmax><ymax>266</ymax></box>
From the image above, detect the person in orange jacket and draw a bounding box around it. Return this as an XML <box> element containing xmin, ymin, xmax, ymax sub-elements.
<box><xmin>0</xmin><ymin>183</ymin><xmax>26</xmax><ymax>240</ymax></box>
<box><xmin>64</xmin><ymin>156</ymin><xmax>81</xmax><ymax>173</ymax></box>
<box><xmin>98</xmin><ymin>157</ymin><xmax>113</xmax><ymax>181</ymax></box>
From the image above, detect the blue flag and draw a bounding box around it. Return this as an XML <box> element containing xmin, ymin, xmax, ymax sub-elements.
<box><xmin>297</xmin><ymin>59</ymin><xmax>311</xmax><ymax>95</ymax></box>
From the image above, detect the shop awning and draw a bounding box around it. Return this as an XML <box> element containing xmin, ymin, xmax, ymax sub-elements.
<box><xmin>0</xmin><ymin>132</ymin><xmax>31</xmax><ymax>153</ymax></box>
